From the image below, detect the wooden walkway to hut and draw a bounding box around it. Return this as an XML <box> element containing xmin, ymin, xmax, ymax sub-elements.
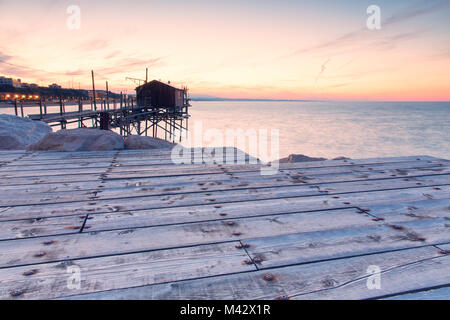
<box><xmin>0</xmin><ymin>150</ymin><xmax>449</xmax><ymax>300</ymax></box>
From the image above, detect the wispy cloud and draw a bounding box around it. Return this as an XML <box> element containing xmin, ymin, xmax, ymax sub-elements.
<box><xmin>105</xmin><ymin>50</ymin><xmax>122</xmax><ymax>59</ymax></box>
<box><xmin>0</xmin><ymin>50</ymin><xmax>12</xmax><ymax>62</ymax></box>
<box><xmin>315</xmin><ymin>58</ymin><xmax>331</xmax><ymax>83</ymax></box>
<box><xmin>384</xmin><ymin>0</ymin><xmax>450</xmax><ymax>26</ymax></box>
<box><xmin>0</xmin><ymin>44</ymin><xmax>164</xmax><ymax>82</ymax></box>
<box><xmin>94</xmin><ymin>56</ymin><xmax>165</xmax><ymax>78</ymax></box>
<box><xmin>290</xmin><ymin>0</ymin><xmax>449</xmax><ymax>57</ymax></box>
<box><xmin>78</xmin><ymin>39</ymin><xmax>111</xmax><ymax>52</ymax></box>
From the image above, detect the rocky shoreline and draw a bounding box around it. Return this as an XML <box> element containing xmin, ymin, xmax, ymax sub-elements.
<box><xmin>0</xmin><ymin>114</ymin><xmax>175</xmax><ymax>152</ymax></box>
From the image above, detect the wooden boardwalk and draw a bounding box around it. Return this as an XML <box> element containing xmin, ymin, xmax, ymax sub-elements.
<box><xmin>0</xmin><ymin>149</ymin><xmax>449</xmax><ymax>300</ymax></box>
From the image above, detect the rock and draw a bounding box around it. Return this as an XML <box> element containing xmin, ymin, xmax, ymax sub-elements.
<box><xmin>278</xmin><ymin>154</ymin><xmax>327</xmax><ymax>163</ymax></box>
<box><xmin>27</xmin><ymin>128</ymin><xmax>124</xmax><ymax>152</ymax></box>
<box><xmin>124</xmin><ymin>135</ymin><xmax>176</xmax><ymax>150</ymax></box>
<box><xmin>0</xmin><ymin>114</ymin><xmax>52</xmax><ymax>150</ymax></box>
<box><xmin>332</xmin><ymin>156</ymin><xmax>351</xmax><ymax>161</ymax></box>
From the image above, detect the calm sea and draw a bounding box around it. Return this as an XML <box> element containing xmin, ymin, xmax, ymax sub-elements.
<box><xmin>189</xmin><ymin>101</ymin><xmax>450</xmax><ymax>161</ymax></box>
<box><xmin>2</xmin><ymin>100</ymin><xmax>449</xmax><ymax>161</ymax></box>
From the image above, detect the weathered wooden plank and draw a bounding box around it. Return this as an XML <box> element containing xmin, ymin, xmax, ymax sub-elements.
<box><xmin>0</xmin><ymin>178</ymin><xmax>320</xmax><ymax>208</ymax></box>
<box><xmin>0</xmin><ymin>208</ymin><xmax>376</xmax><ymax>268</ymax></box>
<box><xmin>63</xmin><ymin>246</ymin><xmax>447</xmax><ymax>300</ymax></box>
<box><xmin>15</xmin><ymin>150</ymin><xmax>119</xmax><ymax>160</ymax></box>
<box><xmin>5</xmin><ymin>156</ymin><xmax>440</xmax><ymax>180</ymax></box>
<box><xmin>5</xmin><ymin>154</ymin><xmax>438</xmax><ymax>169</ymax></box>
<box><xmin>0</xmin><ymin>215</ymin><xmax>84</xmax><ymax>240</ymax></box>
<box><xmin>0</xmin><ymin>160</ymin><xmax>450</xmax><ymax>197</ymax></box>
<box><xmin>0</xmin><ymin>181</ymin><xmax>102</xmax><ymax>194</ymax></box>
<box><xmin>104</xmin><ymin>159</ymin><xmax>447</xmax><ymax>180</ymax></box>
<box><xmin>0</xmin><ymin>242</ymin><xmax>255</xmax><ymax>300</ymax></box>
<box><xmin>295</xmin><ymin>252</ymin><xmax>450</xmax><ymax>300</ymax></box>
<box><xmin>11</xmin><ymin>147</ymin><xmax>250</xmax><ymax>164</ymax></box>
<box><xmin>84</xmin><ymin>186</ymin><xmax>450</xmax><ymax>234</ymax></box>
<box><xmin>245</xmin><ymin>218</ymin><xmax>450</xmax><ymax>269</ymax></box>
<box><xmin>4</xmin><ymin>172</ymin><xmax>450</xmax><ymax>207</ymax></box>
<box><xmin>0</xmin><ymin>155</ymin><xmax>254</xmax><ymax>173</ymax></box>
<box><xmin>0</xmin><ymin>174</ymin><xmax>103</xmax><ymax>186</ymax></box>
<box><xmin>77</xmin><ymin>173</ymin><xmax>450</xmax><ymax>203</ymax></box>
<box><xmin>438</xmin><ymin>243</ymin><xmax>450</xmax><ymax>250</ymax></box>
<box><xmin>3</xmin><ymin>156</ymin><xmax>206</xmax><ymax>170</ymax></box>
<box><xmin>8</xmin><ymin>150</ymin><xmax>177</xmax><ymax>165</ymax></box>
<box><xmin>5</xmin><ymin>149</ymin><xmax>258</xmax><ymax>169</ymax></box>
<box><xmin>384</xmin><ymin>286</ymin><xmax>450</xmax><ymax>300</ymax></box>
<box><xmin>0</xmin><ymin>166</ymin><xmax>115</xmax><ymax>178</ymax></box>
<box><xmin>361</xmin><ymin>198</ymin><xmax>450</xmax><ymax>223</ymax></box>
<box><xmin>1</xmin><ymin>156</ymin><xmax>446</xmax><ymax>187</ymax></box>
<box><xmin>0</xmin><ymin>161</ymin><xmax>114</xmax><ymax>172</ymax></box>
<box><xmin>0</xmin><ymin>157</ymin><xmax>432</xmax><ymax>178</ymax></box>
<box><xmin>0</xmin><ymin>151</ymin><xmax>30</xmax><ymax>158</ymax></box>
<box><xmin>0</xmin><ymin>156</ymin><xmax>26</xmax><ymax>163</ymax></box>
<box><xmin>0</xmin><ymin>150</ymin><xmax>29</xmax><ymax>156</ymax></box>
<box><xmin>0</xmin><ymin>152</ymin><xmax>31</xmax><ymax>163</ymax></box>
<box><xmin>2</xmin><ymin>160</ymin><xmax>448</xmax><ymax>195</ymax></box>
<box><xmin>3</xmin><ymin>155</ymin><xmax>441</xmax><ymax>179</ymax></box>
<box><xmin>0</xmin><ymin>184</ymin><xmax>448</xmax><ymax>222</ymax></box>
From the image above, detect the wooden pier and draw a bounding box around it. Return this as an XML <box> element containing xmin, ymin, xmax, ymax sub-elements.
<box><xmin>0</xmin><ymin>150</ymin><xmax>449</xmax><ymax>300</ymax></box>
<box><xmin>24</xmin><ymin>98</ymin><xmax>189</xmax><ymax>141</ymax></box>
<box><xmin>28</xmin><ymin>104</ymin><xmax>189</xmax><ymax>140</ymax></box>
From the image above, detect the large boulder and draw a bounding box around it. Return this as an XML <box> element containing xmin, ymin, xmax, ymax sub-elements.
<box><xmin>27</xmin><ymin>128</ymin><xmax>124</xmax><ymax>152</ymax></box>
<box><xmin>0</xmin><ymin>114</ymin><xmax>52</xmax><ymax>150</ymax></box>
<box><xmin>124</xmin><ymin>135</ymin><xmax>176</xmax><ymax>150</ymax></box>
<box><xmin>278</xmin><ymin>154</ymin><xmax>327</xmax><ymax>163</ymax></box>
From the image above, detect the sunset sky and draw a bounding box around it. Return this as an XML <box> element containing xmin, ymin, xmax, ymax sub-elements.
<box><xmin>0</xmin><ymin>0</ymin><xmax>449</xmax><ymax>100</ymax></box>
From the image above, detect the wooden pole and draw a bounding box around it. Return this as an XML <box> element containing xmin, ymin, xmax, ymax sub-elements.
<box><xmin>100</xmin><ymin>112</ymin><xmax>110</xmax><ymax>130</ymax></box>
<box><xmin>106</xmin><ymin>81</ymin><xmax>110</xmax><ymax>110</ymax></box>
<box><xmin>39</xmin><ymin>99</ymin><xmax>43</xmax><ymax>120</ymax></box>
<box><xmin>59</xmin><ymin>97</ymin><xmax>63</xmax><ymax>115</ymax></box>
<box><xmin>91</xmin><ymin>70</ymin><xmax>97</xmax><ymax>111</ymax></box>
<box><xmin>14</xmin><ymin>100</ymin><xmax>18</xmax><ymax>116</ymax></box>
<box><xmin>20</xmin><ymin>101</ymin><xmax>24</xmax><ymax>117</ymax></box>
<box><xmin>146</xmin><ymin>67</ymin><xmax>148</xmax><ymax>83</ymax></box>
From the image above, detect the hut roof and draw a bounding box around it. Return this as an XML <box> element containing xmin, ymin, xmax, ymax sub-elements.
<box><xmin>136</xmin><ymin>80</ymin><xmax>184</xmax><ymax>91</ymax></box>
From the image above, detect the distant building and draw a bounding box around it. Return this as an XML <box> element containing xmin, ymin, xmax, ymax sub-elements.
<box><xmin>49</xmin><ymin>83</ymin><xmax>62</xmax><ymax>89</ymax></box>
<box><xmin>88</xmin><ymin>90</ymin><xmax>108</xmax><ymax>99</ymax></box>
<box><xmin>136</xmin><ymin>80</ymin><xmax>187</xmax><ymax>109</ymax></box>
<box><xmin>21</xmin><ymin>83</ymin><xmax>39</xmax><ymax>89</ymax></box>
<box><xmin>0</xmin><ymin>76</ymin><xmax>22</xmax><ymax>88</ymax></box>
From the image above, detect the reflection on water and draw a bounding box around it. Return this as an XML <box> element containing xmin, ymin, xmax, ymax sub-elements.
<box><xmin>1</xmin><ymin>100</ymin><xmax>449</xmax><ymax>160</ymax></box>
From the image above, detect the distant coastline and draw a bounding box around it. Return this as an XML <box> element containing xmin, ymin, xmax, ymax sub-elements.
<box><xmin>190</xmin><ymin>97</ymin><xmax>317</xmax><ymax>102</ymax></box>
<box><xmin>189</xmin><ymin>97</ymin><xmax>450</xmax><ymax>103</ymax></box>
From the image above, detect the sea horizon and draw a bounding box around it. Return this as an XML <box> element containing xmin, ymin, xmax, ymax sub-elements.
<box><xmin>3</xmin><ymin>100</ymin><xmax>448</xmax><ymax>161</ymax></box>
